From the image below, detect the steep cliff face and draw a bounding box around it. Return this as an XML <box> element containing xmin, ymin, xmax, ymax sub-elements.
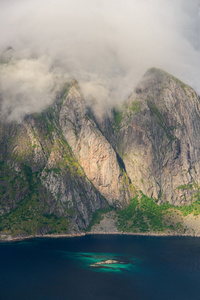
<box><xmin>0</xmin><ymin>90</ymin><xmax>107</xmax><ymax>235</ymax></box>
<box><xmin>60</xmin><ymin>84</ymin><xmax>134</xmax><ymax>205</ymax></box>
<box><xmin>1</xmin><ymin>67</ymin><xmax>200</xmax><ymax>238</ymax></box>
<box><xmin>115</xmin><ymin>68</ymin><xmax>200</xmax><ymax>205</ymax></box>
<box><xmin>0</xmin><ymin>81</ymin><xmax>133</xmax><ymax>237</ymax></box>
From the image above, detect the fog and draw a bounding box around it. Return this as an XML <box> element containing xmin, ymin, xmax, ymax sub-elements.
<box><xmin>0</xmin><ymin>0</ymin><xmax>200</xmax><ymax>120</ymax></box>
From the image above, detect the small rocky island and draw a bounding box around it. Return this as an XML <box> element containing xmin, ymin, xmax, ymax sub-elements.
<box><xmin>90</xmin><ymin>259</ymin><xmax>120</xmax><ymax>268</ymax></box>
<box><xmin>90</xmin><ymin>257</ymin><xmax>132</xmax><ymax>270</ymax></box>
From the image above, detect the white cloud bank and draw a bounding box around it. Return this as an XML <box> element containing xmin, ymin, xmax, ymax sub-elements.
<box><xmin>0</xmin><ymin>0</ymin><xmax>200</xmax><ymax>120</ymax></box>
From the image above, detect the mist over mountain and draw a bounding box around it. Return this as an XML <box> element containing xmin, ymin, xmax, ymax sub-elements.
<box><xmin>1</xmin><ymin>67</ymin><xmax>200</xmax><ymax>238</ymax></box>
<box><xmin>1</xmin><ymin>1</ymin><xmax>200</xmax><ymax>239</ymax></box>
<box><xmin>1</xmin><ymin>0</ymin><xmax>200</xmax><ymax>121</ymax></box>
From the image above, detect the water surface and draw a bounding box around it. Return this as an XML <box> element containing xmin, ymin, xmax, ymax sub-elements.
<box><xmin>0</xmin><ymin>235</ymin><xmax>200</xmax><ymax>300</ymax></box>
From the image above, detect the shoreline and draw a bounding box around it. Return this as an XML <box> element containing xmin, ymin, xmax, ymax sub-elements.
<box><xmin>0</xmin><ymin>231</ymin><xmax>200</xmax><ymax>242</ymax></box>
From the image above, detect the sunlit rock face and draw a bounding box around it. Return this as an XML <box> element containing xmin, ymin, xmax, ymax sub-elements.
<box><xmin>60</xmin><ymin>84</ymin><xmax>133</xmax><ymax>205</ymax></box>
<box><xmin>0</xmin><ymin>81</ymin><xmax>133</xmax><ymax>235</ymax></box>
<box><xmin>0</xmin><ymin>83</ymin><xmax>107</xmax><ymax>233</ymax></box>
<box><xmin>1</xmin><ymin>67</ymin><xmax>200</xmax><ymax>237</ymax></box>
<box><xmin>115</xmin><ymin>68</ymin><xmax>200</xmax><ymax>205</ymax></box>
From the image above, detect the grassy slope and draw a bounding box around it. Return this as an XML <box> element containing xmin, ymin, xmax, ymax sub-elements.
<box><xmin>117</xmin><ymin>192</ymin><xmax>200</xmax><ymax>233</ymax></box>
<box><xmin>0</xmin><ymin>86</ymin><xmax>83</xmax><ymax>237</ymax></box>
<box><xmin>0</xmin><ymin>162</ymin><xmax>70</xmax><ymax>236</ymax></box>
<box><xmin>1</xmin><ymin>80</ymin><xmax>200</xmax><ymax>237</ymax></box>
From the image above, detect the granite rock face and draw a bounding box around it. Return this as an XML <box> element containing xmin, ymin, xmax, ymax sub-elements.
<box><xmin>0</xmin><ymin>86</ymin><xmax>106</xmax><ymax>233</ymax></box>
<box><xmin>0</xmin><ymin>81</ymin><xmax>133</xmax><ymax>235</ymax></box>
<box><xmin>115</xmin><ymin>68</ymin><xmax>200</xmax><ymax>205</ymax></box>
<box><xmin>1</xmin><ymin>67</ymin><xmax>200</xmax><ymax>237</ymax></box>
<box><xmin>60</xmin><ymin>85</ymin><xmax>133</xmax><ymax>205</ymax></box>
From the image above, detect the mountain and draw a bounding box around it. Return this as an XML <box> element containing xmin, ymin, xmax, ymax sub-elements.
<box><xmin>116</xmin><ymin>68</ymin><xmax>200</xmax><ymax>205</ymax></box>
<box><xmin>1</xmin><ymin>68</ymin><xmax>200</xmax><ymax>239</ymax></box>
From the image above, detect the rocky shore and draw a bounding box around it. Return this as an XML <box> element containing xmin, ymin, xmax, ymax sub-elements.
<box><xmin>1</xmin><ymin>230</ymin><xmax>200</xmax><ymax>243</ymax></box>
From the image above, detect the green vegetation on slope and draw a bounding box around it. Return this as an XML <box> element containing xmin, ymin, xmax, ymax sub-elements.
<box><xmin>0</xmin><ymin>162</ymin><xmax>70</xmax><ymax>236</ymax></box>
<box><xmin>0</xmin><ymin>161</ymin><xmax>28</xmax><ymax>212</ymax></box>
<box><xmin>86</xmin><ymin>206</ymin><xmax>113</xmax><ymax>232</ymax></box>
<box><xmin>177</xmin><ymin>182</ymin><xmax>200</xmax><ymax>216</ymax></box>
<box><xmin>180</xmin><ymin>199</ymin><xmax>200</xmax><ymax>216</ymax></box>
<box><xmin>118</xmin><ymin>189</ymin><xmax>200</xmax><ymax>233</ymax></box>
<box><xmin>112</xmin><ymin>108</ymin><xmax>123</xmax><ymax>132</ymax></box>
<box><xmin>118</xmin><ymin>192</ymin><xmax>180</xmax><ymax>233</ymax></box>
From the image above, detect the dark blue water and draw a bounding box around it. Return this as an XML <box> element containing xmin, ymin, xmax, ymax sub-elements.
<box><xmin>1</xmin><ymin>235</ymin><xmax>200</xmax><ymax>300</ymax></box>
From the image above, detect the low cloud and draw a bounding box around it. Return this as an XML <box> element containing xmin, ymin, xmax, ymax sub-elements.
<box><xmin>0</xmin><ymin>57</ymin><xmax>61</xmax><ymax>121</ymax></box>
<box><xmin>0</xmin><ymin>0</ymin><xmax>200</xmax><ymax>120</ymax></box>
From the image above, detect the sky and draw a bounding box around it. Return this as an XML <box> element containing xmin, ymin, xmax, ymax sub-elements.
<box><xmin>0</xmin><ymin>0</ymin><xmax>200</xmax><ymax>121</ymax></box>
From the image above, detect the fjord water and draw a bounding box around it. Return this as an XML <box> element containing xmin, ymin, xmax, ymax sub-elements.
<box><xmin>1</xmin><ymin>235</ymin><xmax>200</xmax><ymax>300</ymax></box>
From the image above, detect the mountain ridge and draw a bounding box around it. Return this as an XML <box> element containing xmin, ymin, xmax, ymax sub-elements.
<box><xmin>1</xmin><ymin>68</ymin><xmax>200</xmax><ymax>239</ymax></box>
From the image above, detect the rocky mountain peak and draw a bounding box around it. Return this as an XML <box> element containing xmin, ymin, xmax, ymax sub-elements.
<box><xmin>1</xmin><ymin>67</ymin><xmax>200</xmax><ymax>237</ymax></box>
<box><xmin>113</xmin><ymin>68</ymin><xmax>200</xmax><ymax>205</ymax></box>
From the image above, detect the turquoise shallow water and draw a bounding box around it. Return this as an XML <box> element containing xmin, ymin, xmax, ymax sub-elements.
<box><xmin>0</xmin><ymin>235</ymin><xmax>200</xmax><ymax>300</ymax></box>
<box><xmin>63</xmin><ymin>251</ymin><xmax>141</xmax><ymax>273</ymax></box>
